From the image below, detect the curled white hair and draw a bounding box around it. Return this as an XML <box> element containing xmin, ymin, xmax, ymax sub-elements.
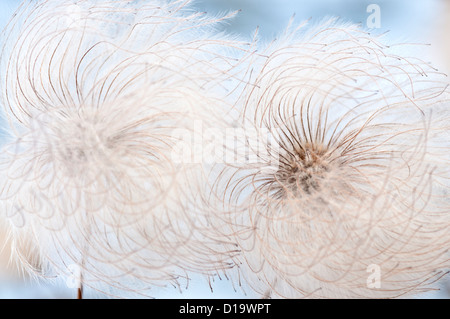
<box><xmin>0</xmin><ymin>0</ymin><xmax>249</xmax><ymax>297</ymax></box>
<box><xmin>214</xmin><ymin>20</ymin><xmax>450</xmax><ymax>299</ymax></box>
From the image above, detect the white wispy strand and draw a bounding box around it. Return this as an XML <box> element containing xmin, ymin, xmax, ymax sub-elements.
<box><xmin>0</xmin><ymin>0</ymin><xmax>248</xmax><ymax>297</ymax></box>
<box><xmin>213</xmin><ymin>19</ymin><xmax>450</xmax><ymax>298</ymax></box>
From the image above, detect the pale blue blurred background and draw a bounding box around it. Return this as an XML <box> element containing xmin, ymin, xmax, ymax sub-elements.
<box><xmin>0</xmin><ymin>0</ymin><xmax>449</xmax><ymax>299</ymax></box>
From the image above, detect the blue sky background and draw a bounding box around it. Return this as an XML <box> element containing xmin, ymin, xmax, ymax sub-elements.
<box><xmin>0</xmin><ymin>0</ymin><xmax>448</xmax><ymax>299</ymax></box>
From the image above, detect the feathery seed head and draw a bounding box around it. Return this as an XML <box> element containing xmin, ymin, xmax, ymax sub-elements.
<box><xmin>0</xmin><ymin>0</ymin><xmax>248</xmax><ymax>297</ymax></box>
<box><xmin>217</xmin><ymin>20</ymin><xmax>450</xmax><ymax>298</ymax></box>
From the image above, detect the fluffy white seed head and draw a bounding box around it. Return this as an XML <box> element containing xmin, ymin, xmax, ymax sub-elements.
<box><xmin>216</xmin><ymin>20</ymin><xmax>450</xmax><ymax>298</ymax></box>
<box><xmin>0</xmin><ymin>0</ymin><xmax>247</xmax><ymax>297</ymax></box>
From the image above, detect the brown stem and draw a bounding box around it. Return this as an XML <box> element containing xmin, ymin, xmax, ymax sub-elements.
<box><xmin>77</xmin><ymin>286</ymin><xmax>83</xmax><ymax>299</ymax></box>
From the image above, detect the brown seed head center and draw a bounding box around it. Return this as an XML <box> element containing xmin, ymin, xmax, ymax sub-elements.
<box><xmin>276</xmin><ymin>142</ymin><xmax>329</xmax><ymax>195</ymax></box>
